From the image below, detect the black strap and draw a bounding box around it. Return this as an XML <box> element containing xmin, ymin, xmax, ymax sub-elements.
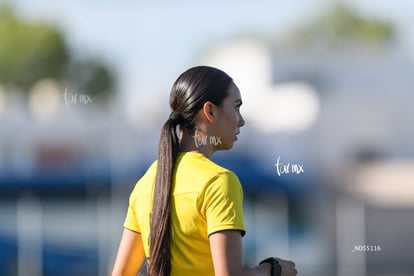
<box><xmin>259</xmin><ymin>257</ymin><xmax>282</xmax><ymax>276</ymax></box>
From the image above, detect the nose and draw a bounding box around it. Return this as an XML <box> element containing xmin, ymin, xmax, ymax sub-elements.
<box><xmin>239</xmin><ymin>113</ymin><xmax>245</xmax><ymax>128</ymax></box>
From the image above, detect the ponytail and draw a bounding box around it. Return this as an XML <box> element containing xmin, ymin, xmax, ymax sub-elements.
<box><xmin>148</xmin><ymin>113</ymin><xmax>181</xmax><ymax>276</ymax></box>
<box><xmin>148</xmin><ymin>66</ymin><xmax>233</xmax><ymax>275</ymax></box>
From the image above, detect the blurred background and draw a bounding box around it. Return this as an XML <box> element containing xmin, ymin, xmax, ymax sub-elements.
<box><xmin>0</xmin><ymin>0</ymin><xmax>413</xmax><ymax>275</ymax></box>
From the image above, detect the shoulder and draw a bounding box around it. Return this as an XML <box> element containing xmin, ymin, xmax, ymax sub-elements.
<box><xmin>176</xmin><ymin>152</ymin><xmax>243</xmax><ymax>183</ymax></box>
<box><xmin>203</xmin><ymin>170</ymin><xmax>242</xmax><ymax>197</ymax></box>
<box><xmin>177</xmin><ymin>152</ymin><xmax>238</xmax><ymax>179</ymax></box>
<box><xmin>130</xmin><ymin>160</ymin><xmax>158</xmax><ymax>196</ymax></box>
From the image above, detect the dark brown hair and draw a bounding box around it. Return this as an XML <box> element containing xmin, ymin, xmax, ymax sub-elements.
<box><xmin>148</xmin><ymin>66</ymin><xmax>233</xmax><ymax>275</ymax></box>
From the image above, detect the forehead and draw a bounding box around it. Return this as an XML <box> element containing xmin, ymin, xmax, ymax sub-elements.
<box><xmin>227</xmin><ymin>82</ymin><xmax>242</xmax><ymax>100</ymax></box>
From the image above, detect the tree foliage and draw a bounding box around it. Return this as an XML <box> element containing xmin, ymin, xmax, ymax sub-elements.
<box><xmin>286</xmin><ymin>3</ymin><xmax>394</xmax><ymax>47</ymax></box>
<box><xmin>0</xmin><ymin>4</ymin><xmax>115</xmax><ymax>100</ymax></box>
<box><xmin>64</xmin><ymin>59</ymin><xmax>115</xmax><ymax>100</ymax></box>
<box><xmin>0</xmin><ymin>5</ymin><xmax>68</xmax><ymax>89</ymax></box>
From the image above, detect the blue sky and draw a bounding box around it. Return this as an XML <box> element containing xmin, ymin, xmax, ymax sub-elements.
<box><xmin>5</xmin><ymin>0</ymin><xmax>414</xmax><ymax>100</ymax></box>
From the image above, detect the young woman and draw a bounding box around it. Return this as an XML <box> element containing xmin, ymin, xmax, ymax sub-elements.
<box><xmin>112</xmin><ymin>66</ymin><xmax>297</xmax><ymax>276</ymax></box>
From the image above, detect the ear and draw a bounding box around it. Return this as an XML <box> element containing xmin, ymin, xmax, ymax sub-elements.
<box><xmin>202</xmin><ymin>101</ymin><xmax>216</xmax><ymax>124</ymax></box>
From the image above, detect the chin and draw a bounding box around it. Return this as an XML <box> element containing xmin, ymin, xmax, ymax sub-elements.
<box><xmin>217</xmin><ymin>142</ymin><xmax>233</xmax><ymax>151</ymax></box>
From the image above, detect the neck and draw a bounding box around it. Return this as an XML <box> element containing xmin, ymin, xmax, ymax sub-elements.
<box><xmin>179</xmin><ymin>128</ymin><xmax>215</xmax><ymax>158</ymax></box>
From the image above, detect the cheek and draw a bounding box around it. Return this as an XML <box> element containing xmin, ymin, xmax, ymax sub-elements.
<box><xmin>230</xmin><ymin>111</ymin><xmax>239</xmax><ymax>126</ymax></box>
<box><xmin>222</xmin><ymin>110</ymin><xmax>237</xmax><ymax>127</ymax></box>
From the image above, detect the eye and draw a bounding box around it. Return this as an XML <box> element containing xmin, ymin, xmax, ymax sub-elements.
<box><xmin>235</xmin><ymin>100</ymin><xmax>243</xmax><ymax>111</ymax></box>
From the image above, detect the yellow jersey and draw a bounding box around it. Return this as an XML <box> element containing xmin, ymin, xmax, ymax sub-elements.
<box><xmin>124</xmin><ymin>151</ymin><xmax>246</xmax><ymax>275</ymax></box>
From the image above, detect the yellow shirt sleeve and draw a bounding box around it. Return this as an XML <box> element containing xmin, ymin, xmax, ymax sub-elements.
<box><xmin>123</xmin><ymin>161</ymin><xmax>157</xmax><ymax>234</ymax></box>
<box><xmin>124</xmin><ymin>186</ymin><xmax>142</xmax><ymax>233</ymax></box>
<box><xmin>201</xmin><ymin>171</ymin><xmax>246</xmax><ymax>236</ymax></box>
